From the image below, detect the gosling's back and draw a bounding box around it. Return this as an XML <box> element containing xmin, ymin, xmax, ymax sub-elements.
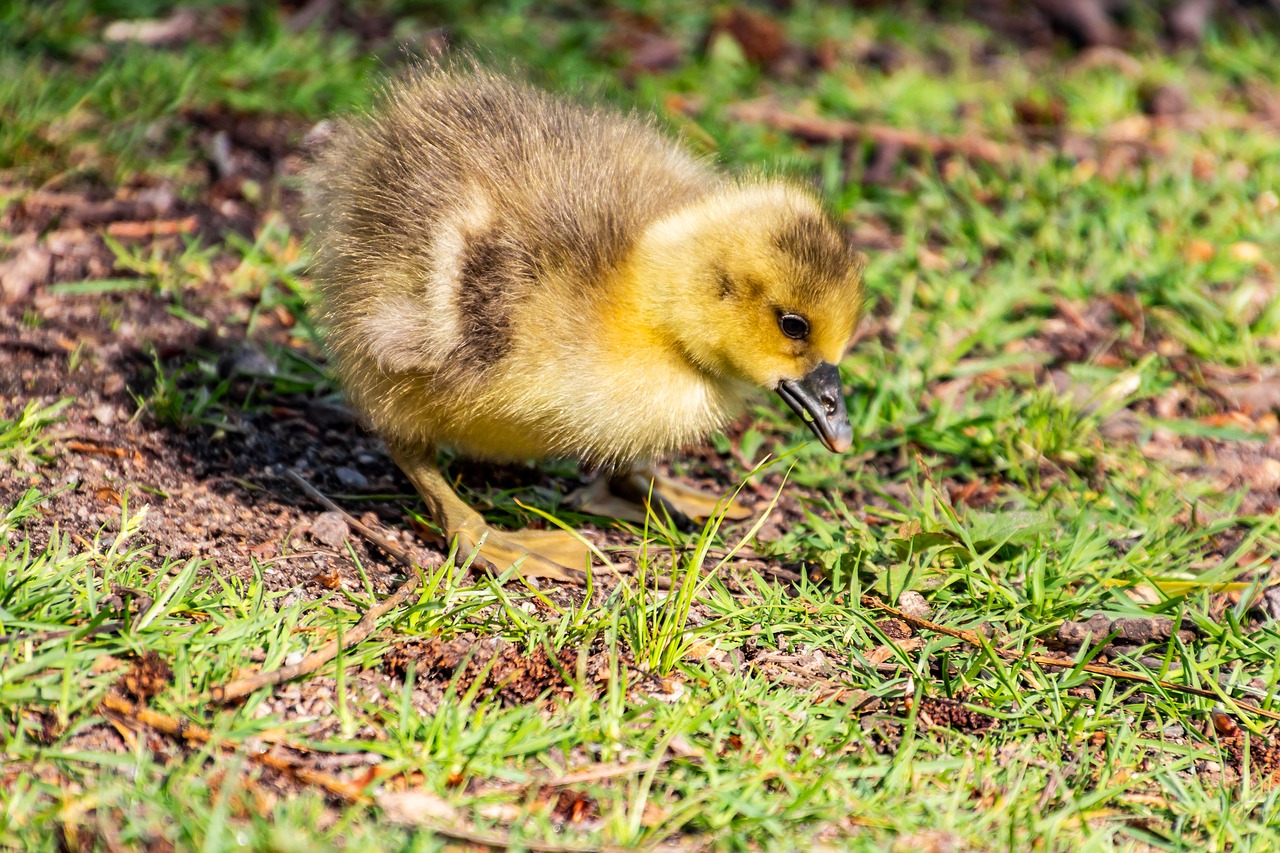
<box><xmin>306</xmin><ymin>64</ymin><xmax>717</xmax><ymax>395</ymax></box>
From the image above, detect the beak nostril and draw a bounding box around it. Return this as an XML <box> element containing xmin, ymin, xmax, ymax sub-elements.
<box><xmin>778</xmin><ymin>362</ymin><xmax>851</xmax><ymax>454</ymax></box>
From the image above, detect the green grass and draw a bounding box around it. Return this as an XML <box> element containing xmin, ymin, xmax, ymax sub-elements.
<box><xmin>4</xmin><ymin>1</ymin><xmax>1280</xmax><ymax>850</ymax></box>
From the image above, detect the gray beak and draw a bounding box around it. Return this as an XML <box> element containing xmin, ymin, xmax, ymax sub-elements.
<box><xmin>776</xmin><ymin>362</ymin><xmax>853</xmax><ymax>453</ymax></box>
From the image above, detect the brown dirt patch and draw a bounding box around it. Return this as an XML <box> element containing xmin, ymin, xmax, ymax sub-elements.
<box><xmin>384</xmin><ymin>634</ymin><xmax>614</xmax><ymax>704</ymax></box>
<box><xmin>119</xmin><ymin>652</ymin><xmax>175</xmax><ymax>703</ymax></box>
<box><xmin>914</xmin><ymin>695</ymin><xmax>1000</xmax><ymax>734</ymax></box>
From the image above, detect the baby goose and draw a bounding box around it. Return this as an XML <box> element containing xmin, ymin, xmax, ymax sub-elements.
<box><xmin>305</xmin><ymin>62</ymin><xmax>864</xmax><ymax>582</ymax></box>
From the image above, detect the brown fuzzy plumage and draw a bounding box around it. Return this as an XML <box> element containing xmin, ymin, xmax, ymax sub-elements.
<box><xmin>305</xmin><ymin>61</ymin><xmax>863</xmax><ymax>471</ymax></box>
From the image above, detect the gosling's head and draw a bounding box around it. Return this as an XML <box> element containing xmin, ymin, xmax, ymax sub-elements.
<box><xmin>636</xmin><ymin>182</ymin><xmax>865</xmax><ymax>452</ymax></box>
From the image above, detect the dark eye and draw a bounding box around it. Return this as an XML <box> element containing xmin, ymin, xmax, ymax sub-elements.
<box><xmin>779</xmin><ymin>313</ymin><xmax>810</xmax><ymax>340</ymax></box>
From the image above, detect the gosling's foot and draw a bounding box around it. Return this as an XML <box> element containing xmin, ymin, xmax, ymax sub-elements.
<box><xmin>454</xmin><ymin>520</ymin><xmax>594</xmax><ymax>584</ymax></box>
<box><xmin>568</xmin><ymin>469</ymin><xmax>752</xmax><ymax>529</ymax></box>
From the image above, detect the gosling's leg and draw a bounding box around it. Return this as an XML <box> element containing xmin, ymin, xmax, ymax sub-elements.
<box><xmin>389</xmin><ymin>446</ymin><xmax>592</xmax><ymax>583</ymax></box>
<box><xmin>569</xmin><ymin>467</ymin><xmax>752</xmax><ymax>528</ymax></box>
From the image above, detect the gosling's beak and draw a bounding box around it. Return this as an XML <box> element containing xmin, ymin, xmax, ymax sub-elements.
<box><xmin>776</xmin><ymin>362</ymin><xmax>853</xmax><ymax>453</ymax></box>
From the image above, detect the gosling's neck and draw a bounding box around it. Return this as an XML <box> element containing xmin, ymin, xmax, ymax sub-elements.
<box><xmin>585</xmin><ymin>195</ymin><xmax>758</xmax><ymax>428</ymax></box>
<box><xmin>613</xmin><ymin>201</ymin><xmax>722</xmax><ymax>378</ymax></box>
<box><xmin>587</xmin><ymin>255</ymin><xmax>749</xmax><ymax>460</ymax></box>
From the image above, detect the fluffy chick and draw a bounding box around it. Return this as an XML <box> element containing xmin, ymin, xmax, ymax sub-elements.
<box><xmin>305</xmin><ymin>62</ymin><xmax>864</xmax><ymax>581</ymax></box>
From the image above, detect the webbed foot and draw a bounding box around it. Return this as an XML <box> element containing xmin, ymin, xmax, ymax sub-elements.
<box><xmin>390</xmin><ymin>445</ymin><xmax>598</xmax><ymax>585</ymax></box>
<box><xmin>453</xmin><ymin>520</ymin><xmax>592</xmax><ymax>583</ymax></box>
<box><xmin>568</xmin><ymin>467</ymin><xmax>752</xmax><ymax>528</ymax></box>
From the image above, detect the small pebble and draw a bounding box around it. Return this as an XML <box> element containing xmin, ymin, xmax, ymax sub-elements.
<box><xmin>334</xmin><ymin>466</ymin><xmax>369</xmax><ymax>490</ymax></box>
<box><xmin>897</xmin><ymin>590</ymin><xmax>931</xmax><ymax>621</ymax></box>
<box><xmin>91</xmin><ymin>403</ymin><xmax>117</xmax><ymax>425</ymax></box>
<box><xmin>308</xmin><ymin>511</ymin><xmax>350</xmax><ymax>548</ymax></box>
<box><xmin>217</xmin><ymin>344</ymin><xmax>277</xmax><ymax>379</ymax></box>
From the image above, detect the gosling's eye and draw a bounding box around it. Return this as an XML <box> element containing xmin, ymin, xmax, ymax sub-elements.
<box><xmin>779</xmin><ymin>313</ymin><xmax>810</xmax><ymax>340</ymax></box>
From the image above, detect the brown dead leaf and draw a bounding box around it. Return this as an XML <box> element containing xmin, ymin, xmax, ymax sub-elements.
<box><xmin>598</xmin><ymin>10</ymin><xmax>683</xmax><ymax>76</ymax></box>
<box><xmin>19</xmin><ymin>188</ymin><xmax>178</xmax><ymax>227</ymax></box>
<box><xmin>1208</xmin><ymin>369</ymin><xmax>1280</xmax><ymax>415</ymax></box>
<box><xmin>311</xmin><ymin>567</ymin><xmax>342</xmax><ymax>590</ymax></box>
<box><xmin>1245</xmin><ymin>458</ymin><xmax>1280</xmax><ymax>491</ymax></box>
<box><xmin>864</xmin><ymin>645</ymin><xmax>896</xmax><ymax>667</ymax></box>
<box><xmin>627</xmin><ymin>36</ymin><xmax>683</xmax><ymax>74</ymax></box>
<box><xmin>640</xmin><ymin>799</ymin><xmax>669</xmax><ymax>827</ymax></box>
<box><xmin>1191</xmin><ymin>152</ymin><xmax>1216</xmax><ymax>182</ymax></box>
<box><xmin>1184</xmin><ymin>239</ymin><xmax>1215</xmax><ymax>263</ymax></box>
<box><xmin>708</xmin><ymin>7</ymin><xmax>789</xmax><ymax>67</ymax></box>
<box><xmin>1199</xmin><ymin>411</ymin><xmax>1257</xmax><ymax>430</ymax></box>
<box><xmin>1099</xmin><ymin>144</ymin><xmax>1140</xmax><ymax>181</ymax></box>
<box><xmin>1140</xmin><ymin>82</ymin><xmax>1189</xmax><ymax>117</ymax></box>
<box><xmin>407</xmin><ymin>516</ymin><xmax>446</xmax><ymax>550</ymax></box>
<box><xmin>249</xmin><ymin>540</ymin><xmax>279</xmax><ymax>559</ymax></box>
<box><xmin>95</xmin><ymin>486</ymin><xmax>123</xmax><ymax>506</ymax></box>
<box><xmin>877</xmin><ymin>618</ymin><xmax>913</xmax><ymax>641</ymax></box>
<box><xmin>551</xmin><ymin>790</ymin><xmax>598</xmax><ymax>825</ymax></box>
<box><xmin>813</xmin><ymin>38</ymin><xmax>840</xmax><ymax>71</ymax></box>
<box><xmin>1014</xmin><ymin>96</ymin><xmax>1067</xmax><ymax>130</ymax></box>
<box><xmin>947</xmin><ymin>478</ymin><xmax>1000</xmax><ymax>508</ymax></box>
<box><xmin>1102</xmin><ymin>114</ymin><xmax>1151</xmax><ymax>144</ymax></box>
<box><xmin>916</xmin><ymin>247</ymin><xmax>951</xmax><ymax>272</ymax></box>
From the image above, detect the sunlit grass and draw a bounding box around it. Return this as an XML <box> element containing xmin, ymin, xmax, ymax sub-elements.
<box><xmin>3</xmin><ymin>1</ymin><xmax>1280</xmax><ymax>850</ymax></box>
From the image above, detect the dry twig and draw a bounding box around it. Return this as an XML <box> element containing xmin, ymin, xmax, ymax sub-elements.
<box><xmin>862</xmin><ymin>596</ymin><xmax>1280</xmax><ymax>723</ymax></box>
<box><xmin>106</xmin><ymin>216</ymin><xmax>199</xmax><ymax>239</ymax></box>
<box><xmin>727</xmin><ymin>100</ymin><xmax>1013</xmax><ymax>165</ymax></box>
<box><xmin>0</xmin><ymin>620</ymin><xmax>125</xmax><ymax>647</ymax></box>
<box><xmin>541</xmin><ymin>756</ymin><xmax>670</xmax><ymax>788</ymax></box>
<box><xmin>103</xmin><ymin>693</ymin><xmax>368</xmax><ymax>800</ymax></box>
<box><xmin>106</xmin><ymin>694</ymin><xmax>639</xmax><ymax>852</ymax></box>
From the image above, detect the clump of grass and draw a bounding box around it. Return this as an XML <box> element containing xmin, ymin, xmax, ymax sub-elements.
<box><xmin>100</xmin><ymin>233</ymin><xmax>218</xmax><ymax>304</ymax></box>
<box><xmin>134</xmin><ymin>351</ymin><xmax>234</xmax><ymax>432</ymax></box>
<box><xmin>0</xmin><ymin>399</ymin><xmax>71</xmax><ymax>472</ymax></box>
<box><xmin>618</xmin><ymin>466</ymin><xmax>786</xmax><ymax>676</ymax></box>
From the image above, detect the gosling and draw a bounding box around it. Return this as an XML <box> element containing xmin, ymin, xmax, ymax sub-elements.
<box><xmin>305</xmin><ymin>62</ymin><xmax>864</xmax><ymax>583</ymax></box>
